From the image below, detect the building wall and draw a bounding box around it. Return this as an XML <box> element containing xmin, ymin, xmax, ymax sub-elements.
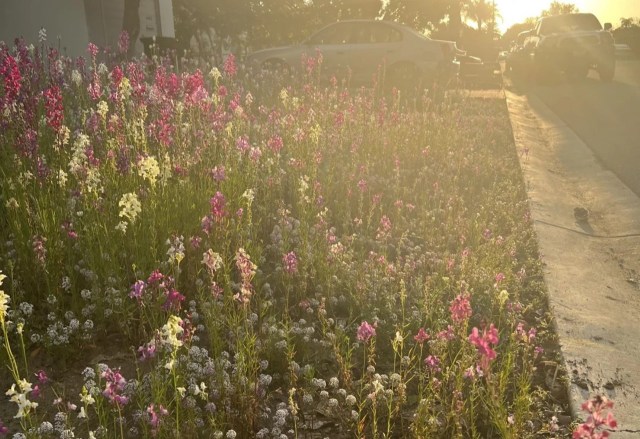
<box><xmin>0</xmin><ymin>0</ymin><xmax>173</xmax><ymax>57</ymax></box>
<box><xmin>0</xmin><ymin>0</ymin><xmax>90</xmax><ymax>56</ymax></box>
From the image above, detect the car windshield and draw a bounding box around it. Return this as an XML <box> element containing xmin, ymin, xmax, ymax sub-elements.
<box><xmin>539</xmin><ymin>14</ymin><xmax>602</xmax><ymax>34</ymax></box>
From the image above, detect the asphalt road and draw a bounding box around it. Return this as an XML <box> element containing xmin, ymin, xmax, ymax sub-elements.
<box><xmin>524</xmin><ymin>59</ymin><xmax>640</xmax><ymax>197</ymax></box>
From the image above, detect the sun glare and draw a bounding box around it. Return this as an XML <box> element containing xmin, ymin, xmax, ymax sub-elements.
<box><xmin>494</xmin><ymin>1</ymin><xmax>546</xmax><ymax>32</ymax></box>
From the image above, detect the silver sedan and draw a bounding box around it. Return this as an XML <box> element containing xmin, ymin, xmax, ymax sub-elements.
<box><xmin>246</xmin><ymin>19</ymin><xmax>461</xmax><ymax>90</ymax></box>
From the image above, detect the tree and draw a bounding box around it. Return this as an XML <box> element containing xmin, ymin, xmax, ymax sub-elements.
<box><xmin>541</xmin><ymin>1</ymin><xmax>579</xmax><ymax>17</ymax></box>
<box><xmin>619</xmin><ymin>17</ymin><xmax>638</xmax><ymax>29</ymax></box>
<box><xmin>501</xmin><ymin>19</ymin><xmax>536</xmax><ymax>44</ymax></box>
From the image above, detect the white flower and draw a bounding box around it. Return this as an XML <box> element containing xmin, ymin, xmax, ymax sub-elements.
<box><xmin>78</xmin><ymin>407</ymin><xmax>87</xmax><ymax>419</ymax></box>
<box><xmin>80</xmin><ymin>388</ymin><xmax>95</xmax><ymax>405</ymax></box>
<box><xmin>242</xmin><ymin>188</ymin><xmax>255</xmax><ymax>204</ymax></box>
<box><xmin>0</xmin><ymin>272</ymin><xmax>9</xmax><ymax>320</ymax></box>
<box><xmin>71</xmin><ymin>70</ymin><xmax>83</xmax><ymax>87</ymax></box>
<box><xmin>202</xmin><ymin>249</ymin><xmax>223</xmax><ymax>273</ymax></box>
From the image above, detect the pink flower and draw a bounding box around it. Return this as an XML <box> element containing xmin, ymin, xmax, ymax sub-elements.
<box><xmin>101</xmin><ymin>367</ymin><xmax>129</xmax><ymax>406</ymax></box>
<box><xmin>147</xmin><ymin>403</ymin><xmax>169</xmax><ymax>436</ymax></box>
<box><xmin>449</xmin><ymin>293</ymin><xmax>472</xmax><ymax>324</ymax></box>
<box><xmin>44</xmin><ymin>86</ymin><xmax>64</xmax><ymax>132</ymax></box>
<box><xmin>468</xmin><ymin>324</ymin><xmax>500</xmax><ymax>372</ymax></box>
<box><xmin>424</xmin><ymin>355</ymin><xmax>441</xmax><ymax>372</ymax></box>
<box><xmin>357</xmin><ymin>321</ymin><xmax>376</xmax><ymax>343</ymax></box>
<box><xmin>118</xmin><ymin>30</ymin><xmax>129</xmax><ymax>54</ymax></box>
<box><xmin>87</xmin><ymin>42</ymin><xmax>99</xmax><ymax>58</ymax></box>
<box><xmin>413</xmin><ymin>327</ymin><xmax>430</xmax><ymax>344</ymax></box>
<box><xmin>223</xmin><ymin>53</ymin><xmax>237</xmax><ymax>77</ymax></box>
<box><xmin>282</xmin><ymin>251</ymin><xmax>298</xmax><ymax>275</ymax></box>
<box><xmin>210</xmin><ymin>191</ymin><xmax>227</xmax><ymax>221</ymax></box>
<box><xmin>573</xmin><ymin>395</ymin><xmax>617</xmax><ymax>439</ymax></box>
<box><xmin>267</xmin><ymin>135</ymin><xmax>284</xmax><ymax>154</ymax></box>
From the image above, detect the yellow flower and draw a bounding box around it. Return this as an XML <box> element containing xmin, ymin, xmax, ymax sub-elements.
<box><xmin>118</xmin><ymin>193</ymin><xmax>141</xmax><ymax>224</ymax></box>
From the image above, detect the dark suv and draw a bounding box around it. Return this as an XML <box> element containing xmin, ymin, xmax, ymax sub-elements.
<box><xmin>525</xmin><ymin>13</ymin><xmax>615</xmax><ymax>82</ymax></box>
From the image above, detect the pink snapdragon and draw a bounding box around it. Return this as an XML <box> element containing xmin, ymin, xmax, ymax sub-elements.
<box><xmin>414</xmin><ymin>327</ymin><xmax>430</xmax><ymax>344</ymax></box>
<box><xmin>44</xmin><ymin>85</ymin><xmax>64</xmax><ymax>132</ymax></box>
<box><xmin>223</xmin><ymin>53</ymin><xmax>237</xmax><ymax>77</ymax></box>
<box><xmin>357</xmin><ymin>321</ymin><xmax>376</xmax><ymax>343</ymax></box>
<box><xmin>573</xmin><ymin>395</ymin><xmax>617</xmax><ymax>439</ymax></box>
<box><xmin>147</xmin><ymin>403</ymin><xmax>169</xmax><ymax>436</ymax></box>
<box><xmin>468</xmin><ymin>324</ymin><xmax>499</xmax><ymax>372</ymax></box>
<box><xmin>101</xmin><ymin>367</ymin><xmax>129</xmax><ymax>406</ymax></box>
<box><xmin>449</xmin><ymin>293</ymin><xmax>472</xmax><ymax>324</ymax></box>
<box><xmin>210</xmin><ymin>191</ymin><xmax>227</xmax><ymax>221</ymax></box>
<box><xmin>282</xmin><ymin>251</ymin><xmax>298</xmax><ymax>275</ymax></box>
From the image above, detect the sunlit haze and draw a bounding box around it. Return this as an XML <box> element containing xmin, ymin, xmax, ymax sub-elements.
<box><xmin>494</xmin><ymin>0</ymin><xmax>640</xmax><ymax>32</ymax></box>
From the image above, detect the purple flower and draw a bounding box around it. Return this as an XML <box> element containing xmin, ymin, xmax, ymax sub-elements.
<box><xmin>357</xmin><ymin>321</ymin><xmax>376</xmax><ymax>343</ymax></box>
<box><xmin>129</xmin><ymin>280</ymin><xmax>146</xmax><ymax>301</ymax></box>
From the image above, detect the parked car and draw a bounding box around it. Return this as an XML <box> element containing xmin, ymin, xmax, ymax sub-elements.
<box><xmin>245</xmin><ymin>20</ymin><xmax>461</xmax><ymax>90</ymax></box>
<box><xmin>504</xmin><ymin>29</ymin><xmax>533</xmax><ymax>75</ymax></box>
<box><xmin>524</xmin><ymin>13</ymin><xmax>615</xmax><ymax>82</ymax></box>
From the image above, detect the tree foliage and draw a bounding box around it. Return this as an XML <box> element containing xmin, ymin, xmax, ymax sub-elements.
<box><xmin>541</xmin><ymin>1</ymin><xmax>579</xmax><ymax>17</ymax></box>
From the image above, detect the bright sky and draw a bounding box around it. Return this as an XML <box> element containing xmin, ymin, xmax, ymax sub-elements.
<box><xmin>495</xmin><ymin>0</ymin><xmax>640</xmax><ymax>32</ymax></box>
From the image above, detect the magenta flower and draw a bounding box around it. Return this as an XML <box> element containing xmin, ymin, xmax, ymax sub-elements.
<box><xmin>449</xmin><ymin>293</ymin><xmax>472</xmax><ymax>324</ymax></box>
<box><xmin>413</xmin><ymin>327</ymin><xmax>430</xmax><ymax>344</ymax></box>
<box><xmin>35</xmin><ymin>370</ymin><xmax>48</xmax><ymax>385</ymax></box>
<box><xmin>356</xmin><ymin>321</ymin><xmax>376</xmax><ymax>343</ymax></box>
<box><xmin>468</xmin><ymin>324</ymin><xmax>499</xmax><ymax>372</ymax></box>
<box><xmin>0</xmin><ymin>418</ymin><xmax>8</xmax><ymax>435</ymax></box>
<box><xmin>163</xmin><ymin>289</ymin><xmax>185</xmax><ymax>312</ymax></box>
<box><xmin>282</xmin><ymin>251</ymin><xmax>298</xmax><ymax>275</ymax></box>
<box><xmin>573</xmin><ymin>395</ymin><xmax>617</xmax><ymax>439</ymax></box>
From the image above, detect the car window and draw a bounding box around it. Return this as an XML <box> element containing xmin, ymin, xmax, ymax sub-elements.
<box><xmin>308</xmin><ymin>23</ymin><xmax>352</xmax><ymax>45</ymax></box>
<box><xmin>369</xmin><ymin>23</ymin><xmax>402</xmax><ymax>43</ymax></box>
<box><xmin>539</xmin><ymin>14</ymin><xmax>602</xmax><ymax>35</ymax></box>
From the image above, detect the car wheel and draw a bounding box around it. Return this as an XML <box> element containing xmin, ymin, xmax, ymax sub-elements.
<box><xmin>566</xmin><ymin>61</ymin><xmax>589</xmax><ymax>82</ymax></box>
<box><xmin>261</xmin><ymin>59</ymin><xmax>290</xmax><ymax>75</ymax></box>
<box><xmin>598</xmin><ymin>62</ymin><xmax>615</xmax><ymax>82</ymax></box>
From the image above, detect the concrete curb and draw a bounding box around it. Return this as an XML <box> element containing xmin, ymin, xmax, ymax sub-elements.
<box><xmin>505</xmin><ymin>89</ymin><xmax>640</xmax><ymax>437</ymax></box>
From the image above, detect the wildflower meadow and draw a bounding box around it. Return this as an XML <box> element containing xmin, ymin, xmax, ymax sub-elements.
<box><xmin>0</xmin><ymin>34</ymin><xmax>614</xmax><ymax>438</ymax></box>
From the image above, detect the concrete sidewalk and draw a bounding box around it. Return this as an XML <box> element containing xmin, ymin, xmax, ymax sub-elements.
<box><xmin>505</xmin><ymin>90</ymin><xmax>640</xmax><ymax>437</ymax></box>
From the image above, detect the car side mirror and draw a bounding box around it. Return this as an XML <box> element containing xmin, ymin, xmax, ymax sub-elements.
<box><xmin>604</xmin><ymin>22</ymin><xmax>612</xmax><ymax>31</ymax></box>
